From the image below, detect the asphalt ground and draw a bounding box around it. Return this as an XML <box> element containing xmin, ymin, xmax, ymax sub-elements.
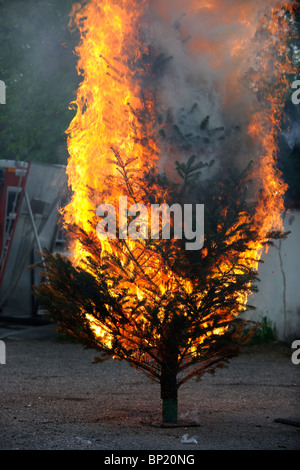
<box><xmin>0</xmin><ymin>322</ymin><xmax>299</xmax><ymax>451</ymax></box>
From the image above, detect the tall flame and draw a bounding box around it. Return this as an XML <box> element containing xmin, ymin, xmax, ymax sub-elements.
<box><xmin>62</xmin><ymin>0</ymin><xmax>297</xmax><ymax>344</ymax></box>
<box><xmin>65</xmin><ymin>0</ymin><xmax>158</xmax><ymax>235</ymax></box>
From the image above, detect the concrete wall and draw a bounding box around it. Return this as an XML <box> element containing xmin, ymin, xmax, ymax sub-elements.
<box><xmin>246</xmin><ymin>209</ymin><xmax>300</xmax><ymax>343</ymax></box>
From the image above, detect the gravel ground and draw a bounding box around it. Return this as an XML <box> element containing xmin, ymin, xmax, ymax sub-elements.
<box><xmin>0</xmin><ymin>323</ymin><xmax>299</xmax><ymax>451</ymax></box>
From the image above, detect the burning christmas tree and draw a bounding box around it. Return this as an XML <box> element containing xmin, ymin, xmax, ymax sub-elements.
<box><xmin>35</xmin><ymin>0</ymin><xmax>297</xmax><ymax>424</ymax></box>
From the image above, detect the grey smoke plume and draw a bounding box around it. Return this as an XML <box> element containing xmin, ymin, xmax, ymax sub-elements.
<box><xmin>136</xmin><ymin>0</ymin><xmax>294</xmax><ymax>179</ymax></box>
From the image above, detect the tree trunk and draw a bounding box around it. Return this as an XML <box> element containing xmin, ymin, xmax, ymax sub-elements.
<box><xmin>160</xmin><ymin>342</ymin><xmax>179</xmax><ymax>424</ymax></box>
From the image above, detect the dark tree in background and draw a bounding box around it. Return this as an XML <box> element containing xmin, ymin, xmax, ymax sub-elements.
<box><xmin>34</xmin><ymin>156</ymin><xmax>285</xmax><ymax>424</ymax></box>
<box><xmin>0</xmin><ymin>0</ymin><xmax>80</xmax><ymax>164</ymax></box>
<box><xmin>0</xmin><ymin>0</ymin><xmax>299</xmax><ymax>203</ymax></box>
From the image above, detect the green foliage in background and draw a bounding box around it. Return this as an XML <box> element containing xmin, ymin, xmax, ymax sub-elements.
<box><xmin>0</xmin><ymin>0</ymin><xmax>80</xmax><ymax>164</ymax></box>
<box><xmin>250</xmin><ymin>316</ymin><xmax>277</xmax><ymax>345</ymax></box>
<box><xmin>0</xmin><ymin>0</ymin><xmax>299</xmax><ymax>207</ymax></box>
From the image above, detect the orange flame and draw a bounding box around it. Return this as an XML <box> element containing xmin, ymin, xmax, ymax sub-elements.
<box><xmin>62</xmin><ymin>0</ymin><xmax>297</xmax><ymax>346</ymax></box>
